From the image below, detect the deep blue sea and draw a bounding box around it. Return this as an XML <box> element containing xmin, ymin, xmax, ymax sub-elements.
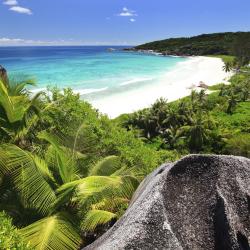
<box><xmin>0</xmin><ymin>46</ymin><xmax>186</xmax><ymax>96</ymax></box>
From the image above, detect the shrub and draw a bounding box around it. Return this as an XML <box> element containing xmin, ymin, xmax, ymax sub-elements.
<box><xmin>0</xmin><ymin>211</ymin><xmax>33</xmax><ymax>250</ymax></box>
<box><xmin>224</xmin><ymin>134</ymin><xmax>250</xmax><ymax>157</ymax></box>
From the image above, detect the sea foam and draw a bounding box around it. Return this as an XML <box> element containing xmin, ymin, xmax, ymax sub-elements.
<box><xmin>119</xmin><ymin>77</ymin><xmax>153</xmax><ymax>86</ymax></box>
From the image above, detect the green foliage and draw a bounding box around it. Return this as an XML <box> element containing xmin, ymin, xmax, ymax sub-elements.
<box><xmin>209</xmin><ymin>55</ymin><xmax>235</xmax><ymax>64</ymax></box>
<box><xmin>212</xmin><ymin>102</ymin><xmax>250</xmax><ymax>133</ymax></box>
<box><xmin>20</xmin><ymin>213</ymin><xmax>81</xmax><ymax>250</ymax></box>
<box><xmin>231</xmin><ymin>33</ymin><xmax>250</xmax><ymax>67</ymax></box>
<box><xmin>0</xmin><ymin>61</ymin><xmax>249</xmax><ymax>250</ymax></box>
<box><xmin>135</xmin><ymin>32</ymin><xmax>250</xmax><ymax>56</ymax></box>
<box><xmin>89</xmin><ymin>156</ymin><xmax>122</xmax><ymax>176</ymax></box>
<box><xmin>41</xmin><ymin>88</ymin><xmax>98</xmax><ymax>137</ymax></box>
<box><xmin>224</xmin><ymin>133</ymin><xmax>250</xmax><ymax>157</ymax></box>
<box><xmin>0</xmin><ymin>211</ymin><xmax>33</xmax><ymax>250</ymax></box>
<box><xmin>207</xmin><ymin>83</ymin><xmax>227</xmax><ymax>91</ymax></box>
<box><xmin>124</xmin><ymin>66</ymin><xmax>250</xmax><ymax>155</ymax></box>
<box><xmin>0</xmin><ymin>83</ymin><xmax>148</xmax><ymax>249</ymax></box>
<box><xmin>81</xmin><ymin>210</ymin><xmax>116</xmax><ymax>232</ymax></box>
<box><xmin>0</xmin><ymin>133</ymin><xmax>140</xmax><ymax>249</ymax></box>
<box><xmin>0</xmin><ymin>79</ymin><xmax>42</xmax><ymax>145</ymax></box>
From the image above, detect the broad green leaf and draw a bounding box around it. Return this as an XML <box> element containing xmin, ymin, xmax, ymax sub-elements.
<box><xmin>81</xmin><ymin>209</ymin><xmax>116</xmax><ymax>231</ymax></box>
<box><xmin>89</xmin><ymin>156</ymin><xmax>122</xmax><ymax>176</ymax></box>
<box><xmin>20</xmin><ymin>213</ymin><xmax>81</xmax><ymax>250</ymax></box>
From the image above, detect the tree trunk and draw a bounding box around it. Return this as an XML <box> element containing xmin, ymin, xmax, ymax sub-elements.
<box><xmin>0</xmin><ymin>65</ymin><xmax>9</xmax><ymax>86</ymax></box>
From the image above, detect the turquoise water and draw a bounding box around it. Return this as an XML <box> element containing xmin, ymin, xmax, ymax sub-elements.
<box><xmin>0</xmin><ymin>46</ymin><xmax>187</xmax><ymax>97</ymax></box>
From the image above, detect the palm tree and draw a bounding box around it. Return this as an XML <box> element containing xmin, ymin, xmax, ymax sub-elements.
<box><xmin>0</xmin><ymin>65</ymin><xmax>9</xmax><ymax>86</ymax></box>
<box><xmin>160</xmin><ymin>126</ymin><xmax>183</xmax><ymax>149</ymax></box>
<box><xmin>219</xmin><ymin>84</ymin><xmax>227</xmax><ymax>97</ymax></box>
<box><xmin>180</xmin><ymin>111</ymin><xmax>215</xmax><ymax>152</ymax></box>
<box><xmin>226</xmin><ymin>92</ymin><xmax>238</xmax><ymax>114</ymax></box>
<box><xmin>223</xmin><ymin>61</ymin><xmax>233</xmax><ymax>73</ymax></box>
<box><xmin>130</xmin><ymin>110</ymin><xmax>157</xmax><ymax>139</ymax></box>
<box><xmin>0</xmin><ymin>132</ymin><xmax>139</xmax><ymax>250</ymax></box>
<box><xmin>239</xmin><ymin>79</ymin><xmax>250</xmax><ymax>101</ymax></box>
<box><xmin>198</xmin><ymin>89</ymin><xmax>207</xmax><ymax>106</ymax></box>
<box><xmin>149</xmin><ymin>98</ymin><xmax>169</xmax><ymax>134</ymax></box>
<box><xmin>0</xmin><ymin>78</ymin><xmax>43</xmax><ymax>146</ymax></box>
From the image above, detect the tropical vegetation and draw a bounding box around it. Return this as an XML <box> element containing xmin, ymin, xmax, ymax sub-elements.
<box><xmin>134</xmin><ymin>32</ymin><xmax>250</xmax><ymax>57</ymax></box>
<box><xmin>0</xmin><ymin>36</ymin><xmax>249</xmax><ymax>249</ymax></box>
<box><xmin>117</xmin><ymin>56</ymin><xmax>250</xmax><ymax>157</ymax></box>
<box><xmin>0</xmin><ymin>211</ymin><xmax>33</xmax><ymax>249</ymax></box>
<box><xmin>0</xmin><ymin>71</ymin><xmax>169</xmax><ymax>249</ymax></box>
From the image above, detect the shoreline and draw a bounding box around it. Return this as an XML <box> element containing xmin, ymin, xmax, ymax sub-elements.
<box><xmin>89</xmin><ymin>56</ymin><xmax>232</xmax><ymax>118</ymax></box>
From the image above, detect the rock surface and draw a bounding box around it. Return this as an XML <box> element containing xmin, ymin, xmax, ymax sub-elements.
<box><xmin>84</xmin><ymin>155</ymin><xmax>250</xmax><ymax>250</ymax></box>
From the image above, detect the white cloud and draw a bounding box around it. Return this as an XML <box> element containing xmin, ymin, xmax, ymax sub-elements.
<box><xmin>0</xmin><ymin>38</ymin><xmax>73</xmax><ymax>46</ymax></box>
<box><xmin>3</xmin><ymin>0</ymin><xmax>18</xmax><ymax>5</ymax></box>
<box><xmin>0</xmin><ymin>37</ymin><xmax>24</xmax><ymax>43</ymax></box>
<box><xmin>130</xmin><ymin>18</ymin><xmax>136</xmax><ymax>22</ymax></box>
<box><xmin>9</xmin><ymin>6</ymin><xmax>32</xmax><ymax>15</ymax></box>
<box><xmin>0</xmin><ymin>37</ymin><xmax>134</xmax><ymax>46</ymax></box>
<box><xmin>117</xmin><ymin>7</ymin><xmax>137</xmax><ymax>17</ymax></box>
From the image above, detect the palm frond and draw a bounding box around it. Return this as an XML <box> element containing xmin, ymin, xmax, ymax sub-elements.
<box><xmin>39</xmin><ymin>131</ymin><xmax>79</xmax><ymax>184</ymax></box>
<box><xmin>90</xmin><ymin>197</ymin><xmax>129</xmax><ymax>213</ymax></box>
<box><xmin>1</xmin><ymin>144</ymin><xmax>56</xmax><ymax>215</ymax></box>
<box><xmin>20</xmin><ymin>212</ymin><xmax>81</xmax><ymax>250</ymax></box>
<box><xmin>89</xmin><ymin>156</ymin><xmax>122</xmax><ymax>176</ymax></box>
<box><xmin>0</xmin><ymin>145</ymin><xmax>15</xmax><ymax>174</ymax></box>
<box><xmin>8</xmin><ymin>75</ymin><xmax>36</xmax><ymax>96</ymax></box>
<box><xmin>54</xmin><ymin>175</ymin><xmax>138</xmax><ymax>211</ymax></box>
<box><xmin>13</xmin><ymin>111</ymin><xmax>39</xmax><ymax>143</ymax></box>
<box><xmin>0</xmin><ymin>80</ymin><xmax>29</xmax><ymax>123</ymax></box>
<box><xmin>76</xmin><ymin>175</ymin><xmax>139</xmax><ymax>208</ymax></box>
<box><xmin>32</xmin><ymin>155</ymin><xmax>55</xmax><ymax>183</ymax></box>
<box><xmin>81</xmin><ymin>209</ymin><xmax>116</xmax><ymax>232</ymax></box>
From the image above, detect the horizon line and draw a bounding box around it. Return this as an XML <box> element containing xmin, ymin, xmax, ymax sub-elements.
<box><xmin>0</xmin><ymin>44</ymin><xmax>136</xmax><ymax>47</ymax></box>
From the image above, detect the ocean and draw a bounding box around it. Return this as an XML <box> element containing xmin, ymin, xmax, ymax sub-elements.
<box><xmin>0</xmin><ymin>46</ymin><xmax>186</xmax><ymax>97</ymax></box>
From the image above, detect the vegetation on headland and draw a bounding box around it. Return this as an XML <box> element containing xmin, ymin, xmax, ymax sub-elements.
<box><xmin>0</xmin><ymin>37</ymin><xmax>249</xmax><ymax>249</ymax></box>
<box><xmin>133</xmin><ymin>32</ymin><xmax>250</xmax><ymax>57</ymax></box>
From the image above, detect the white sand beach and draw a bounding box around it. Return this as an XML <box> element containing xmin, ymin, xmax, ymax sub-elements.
<box><xmin>91</xmin><ymin>56</ymin><xmax>232</xmax><ymax>118</ymax></box>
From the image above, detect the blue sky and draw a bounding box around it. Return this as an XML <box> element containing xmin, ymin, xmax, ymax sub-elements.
<box><xmin>0</xmin><ymin>0</ymin><xmax>249</xmax><ymax>45</ymax></box>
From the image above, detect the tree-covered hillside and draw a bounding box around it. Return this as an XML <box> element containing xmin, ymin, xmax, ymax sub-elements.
<box><xmin>134</xmin><ymin>32</ymin><xmax>250</xmax><ymax>56</ymax></box>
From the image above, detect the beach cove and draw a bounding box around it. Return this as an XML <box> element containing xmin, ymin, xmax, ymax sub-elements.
<box><xmin>87</xmin><ymin>56</ymin><xmax>232</xmax><ymax>117</ymax></box>
<box><xmin>0</xmin><ymin>46</ymin><xmax>231</xmax><ymax>118</ymax></box>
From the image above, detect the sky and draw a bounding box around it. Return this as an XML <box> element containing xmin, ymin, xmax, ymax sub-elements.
<box><xmin>0</xmin><ymin>0</ymin><xmax>249</xmax><ymax>46</ymax></box>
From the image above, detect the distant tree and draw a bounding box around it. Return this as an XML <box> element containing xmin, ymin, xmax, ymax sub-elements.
<box><xmin>223</xmin><ymin>61</ymin><xmax>233</xmax><ymax>72</ymax></box>
<box><xmin>224</xmin><ymin>134</ymin><xmax>250</xmax><ymax>157</ymax></box>
<box><xmin>180</xmin><ymin>111</ymin><xmax>215</xmax><ymax>152</ymax></box>
<box><xmin>160</xmin><ymin>126</ymin><xmax>183</xmax><ymax>149</ymax></box>
<box><xmin>150</xmin><ymin>98</ymin><xmax>168</xmax><ymax>131</ymax></box>
<box><xmin>231</xmin><ymin>33</ymin><xmax>250</xmax><ymax>68</ymax></box>
<box><xmin>198</xmin><ymin>89</ymin><xmax>207</xmax><ymax>108</ymax></box>
<box><xmin>226</xmin><ymin>92</ymin><xmax>238</xmax><ymax>114</ymax></box>
<box><xmin>240</xmin><ymin>79</ymin><xmax>250</xmax><ymax>101</ymax></box>
<box><xmin>130</xmin><ymin>110</ymin><xmax>157</xmax><ymax>139</ymax></box>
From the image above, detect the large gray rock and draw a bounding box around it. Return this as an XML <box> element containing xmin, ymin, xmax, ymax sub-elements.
<box><xmin>84</xmin><ymin>155</ymin><xmax>250</xmax><ymax>250</ymax></box>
